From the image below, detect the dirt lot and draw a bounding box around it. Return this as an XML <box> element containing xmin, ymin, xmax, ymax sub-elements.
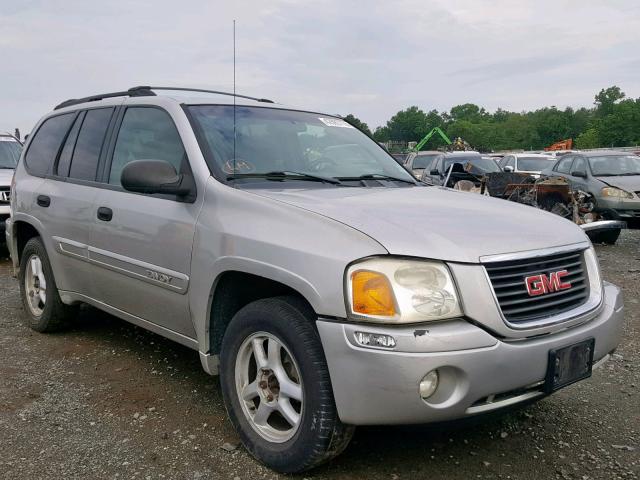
<box><xmin>0</xmin><ymin>232</ymin><xmax>638</xmax><ymax>480</ymax></box>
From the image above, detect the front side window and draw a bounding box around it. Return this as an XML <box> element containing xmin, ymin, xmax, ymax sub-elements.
<box><xmin>571</xmin><ymin>157</ymin><xmax>587</xmax><ymax>174</ymax></box>
<box><xmin>188</xmin><ymin>106</ymin><xmax>414</xmax><ymax>185</ymax></box>
<box><xmin>555</xmin><ymin>156</ymin><xmax>574</xmax><ymax>174</ymax></box>
<box><xmin>25</xmin><ymin>113</ymin><xmax>75</xmax><ymax>176</ymax></box>
<box><xmin>68</xmin><ymin>108</ymin><xmax>113</xmax><ymax>181</ymax></box>
<box><xmin>588</xmin><ymin>155</ymin><xmax>640</xmax><ymax>176</ymax></box>
<box><xmin>109</xmin><ymin>107</ymin><xmax>186</xmax><ymax>185</ymax></box>
<box><xmin>0</xmin><ymin>139</ymin><xmax>22</xmax><ymax>169</ymax></box>
<box><xmin>413</xmin><ymin>154</ymin><xmax>439</xmax><ymax>169</ymax></box>
<box><xmin>443</xmin><ymin>155</ymin><xmax>501</xmax><ymax>174</ymax></box>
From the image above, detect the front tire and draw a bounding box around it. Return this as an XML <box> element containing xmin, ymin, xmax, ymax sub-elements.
<box><xmin>19</xmin><ymin>237</ymin><xmax>77</xmax><ymax>332</ymax></box>
<box><xmin>589</xmin><ymin>228</ymin><xmax>621</xmax><ymax>245</ymax></box>
<box><xmin>219</xmin><ymin>296</ymin><xmax>354</xmax><ymax>473</ymax></box>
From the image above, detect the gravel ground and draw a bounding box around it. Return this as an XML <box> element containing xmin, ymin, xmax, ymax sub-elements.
<box><xmin>0</xmin><ymin>232</ymin><xmax>638</xmax><ymax>480</ymax></box>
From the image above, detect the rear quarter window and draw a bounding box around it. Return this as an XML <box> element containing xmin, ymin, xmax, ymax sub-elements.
<box><xmin>24</xmin><ymin>113</ymin><xmax>75</xmax><ymax>176</ymax></box>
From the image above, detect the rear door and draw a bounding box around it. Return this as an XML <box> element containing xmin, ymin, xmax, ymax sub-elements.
<box><xmin>28</xmin><ymin>108</ymin><xmax>116</xmax><ymax>299</ymax></box>
<box><xmin>88</xmin><ymin>106</ymin><xmax>200</xmax><ymax>339</ymax></box>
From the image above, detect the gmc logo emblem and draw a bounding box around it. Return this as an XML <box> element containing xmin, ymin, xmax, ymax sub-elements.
<box><xmin>525</xmin><ymin>270</ymin><xmax>572</xmax><ymax>296</ymax></box>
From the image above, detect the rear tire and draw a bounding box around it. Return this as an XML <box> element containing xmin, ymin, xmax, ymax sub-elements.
<box><xmin>19</xmin><ymin>237</ymin><xmax>77</xmax><ymax>332</ymax></box>
<box><xmin>219</xmin><ymin>296</ymin><xmax>354</xmax><ymax>473</ymax></box>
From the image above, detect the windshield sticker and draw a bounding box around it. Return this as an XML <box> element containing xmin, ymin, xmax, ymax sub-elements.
<box><xmin>318</xmin><ymin>117</ymin><xmax>354</xmax><ymax>128</ymax></box>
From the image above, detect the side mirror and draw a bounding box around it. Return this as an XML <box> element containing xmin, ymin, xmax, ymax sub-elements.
<box><xmin>121</xmin><ymin>160</ymin><xmax>192</xmax><ymax>196</ymax></box>
<box><xmin>571</xmin><ymin>170</ymin><xmax>587</xmax><ymax>178</ymax></box>
<box><xmin>430</xmin><ymin>169</ymin><xmax>439</xmax><ymax>176</ymax></box>
<box><xmin>503</xmin><ymin>165</ymin><xmax>514</xmax><ymax>172</ymax></box>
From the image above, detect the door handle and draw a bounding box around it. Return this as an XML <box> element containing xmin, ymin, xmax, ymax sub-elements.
<box><xmin>97</xmin><ymin>206</ymin><xmax>113</xmax><ymax>222</ymax></box>
<box><xmin>37</xmin><ymin>195</ymin><xmax>51</xmax><ymax>207</ymax></box>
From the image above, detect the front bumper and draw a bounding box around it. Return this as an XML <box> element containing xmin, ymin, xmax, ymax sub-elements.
<box><xmin>597</xmin><ymin>197</ymin><xmax>640</xmax><ymax>222</ymax></box>
<box><xmin>317</xmin><ymin>282</ymin><xmax>623</xmax><ymax>425</ymax></box>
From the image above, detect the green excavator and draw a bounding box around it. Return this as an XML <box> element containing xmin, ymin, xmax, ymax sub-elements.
<box><xmin>411</xmin><ymin>127</ymin><xmax>471</xmax><ymax>152</ymax></box>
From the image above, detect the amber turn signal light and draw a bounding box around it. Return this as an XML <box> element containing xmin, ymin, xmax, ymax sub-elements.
<box><xmin>351</xmin><ymin>270</ymin><xmax>396</xmax><ymax>317</ymax></box>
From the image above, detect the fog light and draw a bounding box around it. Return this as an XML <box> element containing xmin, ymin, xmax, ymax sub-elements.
<box><xmin>419</xmin><ymin>370</ymin><xmax>439</xmax><ymax>399</ymax></box>
<box><xmin>353</xmin><ymin>331</ymin><xmax>396</xmax><ymax>349</ymax></box>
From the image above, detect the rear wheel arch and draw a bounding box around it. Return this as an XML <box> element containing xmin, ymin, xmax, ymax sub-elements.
<box><xmin>207</xmin><ymin>271</ymin><xmax>317</xmax><ymax>356</ymax></box>
<box><xmin>14</xmin><ymin>220</ymin><xmax>42</xmax><ymax>262</ymax></box>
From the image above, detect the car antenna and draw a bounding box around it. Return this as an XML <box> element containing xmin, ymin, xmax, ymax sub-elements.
<box><xmin>233</xmin><ymin>19</ymin><xmax>237</xmax><ymax>182</ymax></box>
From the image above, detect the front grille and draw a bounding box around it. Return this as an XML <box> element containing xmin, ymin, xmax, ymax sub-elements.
<box><xmin>484</xmin><ymin>250</ymin><xmax>589</xmax><ymax>324</ymax></box>
<box><xmin>0</xmin><ymin>188</ymin><xmax>10</xmax><ymax>204</ymax></box>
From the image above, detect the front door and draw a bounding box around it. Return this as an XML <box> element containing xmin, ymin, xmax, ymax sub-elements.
<box><xmin>88</xmin><ymin>106</ymin><xmax>200</xmax><ymax>339</ymax></box>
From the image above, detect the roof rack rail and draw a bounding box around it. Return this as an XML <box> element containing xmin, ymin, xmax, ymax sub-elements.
<box><xmin>54</xmin><ymin>86</ymin><xmax>156</xmax><ymax>110</ymax></box>
<box><xmin>54</xmin><ymin>85</ymin><xmax>274</xmax><ymax>110</ymax></box>
<box><xmin>147</xmin><ymin>86</ymin><xmax>274</xmax><ymax>103</ymax></box>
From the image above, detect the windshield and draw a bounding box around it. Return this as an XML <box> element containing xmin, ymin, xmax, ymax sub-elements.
<box><xmin>517</xmin><ymin>156</ymin><xmax>554</xmax><ymax>171</ymax></box>
<box><xmin>188</xmin><ymin>106</ymin><xmax>415</xmax><ymax>184</ymax></box>
<box><xmin>0</xmin><ymin>140</ymin><xmax>22</xmax><ymax>169</ymax></box>
<box><xmin>443</xmin><ymin>155</ymin><xmax>501</xmax><ymax>173</ymax></box>
<box><xmin>589</xmin><ymin>155</ymin><xmax>640</xmax><ymax>176</ymax></box>
<box><xmin>413</xmin><ymin>154</ymin><xmax>439</xmax><ymax>169</ymax></box>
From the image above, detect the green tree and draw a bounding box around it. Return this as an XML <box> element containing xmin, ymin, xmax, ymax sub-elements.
<box><xmin>575</xmin><ymin>128</ymin><xmax>600</xmax><ymax>149</ymax></box>
<box><xmin>596</xmin><ymin>98</ymin><xmax>640</xmax><ymax>147</ymax></box>
<box><xmin>384</xmin><ymin>106</ymin><xmax>430</xmax><ymax>142</ymax></box>
<box><xmin>343</xmin><ymin>114</ymin><xmax>372</xmax><ymax>136</ymax></box>
<box><xmin>372</xmin><ymin>125</ymin><xmax>390</xmax><ymax>142</ymax></box>
<box><xmin>449</xmin><ymin>103</ymin><xmax>487</xmax><ymax>123</ymax></box>
<box><xmin>594</xmin><ymin>86</ymin><xmax>625</xmax><ymax>117</ymax></box>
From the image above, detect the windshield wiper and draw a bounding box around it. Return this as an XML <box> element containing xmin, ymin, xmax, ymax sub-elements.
<box><xmin>616</xmin><ymin>172</ymin><xmax>640</xmax><ymax>176</ymax></box>
<box><xmin>0</xmin><ymin>166</ymin><xmax>15</xmax><ymax>169</ymax></box>
<box><xmin>227</xmin><ymin>171</ymin><xmax>342</xmax><ymax>185</ymax></box>
<box><xmin>337</xmin><ymin>173</ymin><xmax>417</xmax><ymax>185</ymax></box>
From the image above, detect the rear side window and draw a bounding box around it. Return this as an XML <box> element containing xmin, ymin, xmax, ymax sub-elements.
<box><xmin>56</xmin><ymin>113</ymin><xmax>84</xmax><ymax>177</ymax></box>
<box><xmin>25</xmin><ymin>113</ymin><xmax>74</xmax><ymax>176</ymax></box>
<box><xmin>68</xmin><ymin>108</ymin><xmax>113</xmax><ymax>181</ymax></box>
<box><xmin>108</xmin><ymin>107</ymin><xmax>186</xmax><ymax>185</ymax></box>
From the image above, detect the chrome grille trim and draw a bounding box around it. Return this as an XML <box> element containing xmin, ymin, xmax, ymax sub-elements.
<box><xmin>480</xmin><ymin>243</ymin><xmax>603</xmax><ymax>330</ymax></box>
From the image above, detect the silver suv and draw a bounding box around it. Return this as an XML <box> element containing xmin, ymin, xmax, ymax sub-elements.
<box><xmin>7</xmin><ymin>87</ymin><xmax>624</xmax><ymax>473</ymax></box>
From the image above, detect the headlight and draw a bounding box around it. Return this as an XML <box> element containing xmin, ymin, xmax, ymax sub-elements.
<box><xmin>346</xmin><ymin>258</ymin><xmax>463</xmax><ymax>323</ymax></box>
<box><xmin>601</xmin><ymin>187</ymin><xmax>634</xmax><ymax>199</ymax></box>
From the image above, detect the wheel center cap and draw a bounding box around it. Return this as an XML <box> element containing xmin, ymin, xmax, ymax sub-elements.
<box><xmin>258</xmin><ymin>369</ymin><xmax>280</xmax><ymax>401</ymax></box>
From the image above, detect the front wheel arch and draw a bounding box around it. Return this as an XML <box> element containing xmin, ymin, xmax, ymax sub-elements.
<box><xmin>207</xmin><ymin>271</ymin><xmax>318</xmax><ymax>357</ymax></box>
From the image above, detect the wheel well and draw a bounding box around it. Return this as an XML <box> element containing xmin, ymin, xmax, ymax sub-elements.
<box><xmin>209</xmin><ymin>271</ymin><xmax>314</xmax><ymax>355</ymax></box>
<box><xmin>15</xmin><ymin>221</ymin><xmax>40</xmax><ymax>262</ymax></box>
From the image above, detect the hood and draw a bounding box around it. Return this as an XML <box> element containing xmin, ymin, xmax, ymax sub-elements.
<box><xmin>249</xmin><ymin>186</ymin><xmax>588</xmax><ymax>263</ymax></box>
<box><xmin>595</xmin><ymin>175</ymin><xmax>640</xmax><ymax>192</ymax></box>
<box><xmin>0</xmin><ymin>169</ymin><xmax>14</xmax><ymax>186</ymax></box>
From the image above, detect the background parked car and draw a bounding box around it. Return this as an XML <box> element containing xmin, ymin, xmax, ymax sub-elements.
<box><xmin>403</xmin><ymin>150</ymin><xmax>443</xmax><ymax>178</ymax></box>
<box><xmin>421</xmin><ymin>151</ymin><xmax>501</xmax><ymax>186</ymax></box>
<box><xmin>391</xmin><ymin>153</ymin><xmax>409</xmax><ymax>165</ymax></box>
<box><xmin>499</xmin><ymin>153</ymin><xmax>556</xmax><ymax>178</ymax></box>
<box><xmin>0</xmin><ymin>134</ymin><xmax>22</xmax><ymax>240</ymax></box>
<box><xmin>541</xmin><ymin>150</ymin><xmax>640</xmax><ymax>227</ymax></box>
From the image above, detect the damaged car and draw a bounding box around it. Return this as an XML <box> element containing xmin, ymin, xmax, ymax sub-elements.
<box><xmin>542</xmin><ymin>151</ymin><xmax>640</xmax><ymax>228</ymax></box>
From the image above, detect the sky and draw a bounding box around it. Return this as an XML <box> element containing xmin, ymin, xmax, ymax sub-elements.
<box><xmin>1</xmin><ymin>0</ymin><xmax>640</xmax><ymax>135</ymax></box>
